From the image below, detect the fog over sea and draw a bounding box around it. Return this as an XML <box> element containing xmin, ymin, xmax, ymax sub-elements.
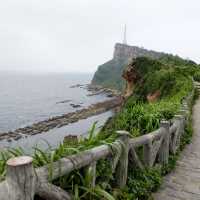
<box><xmin>0</xmin><ymin>71</ymin><xmax>113</xmax><ymax>151</ymax></box>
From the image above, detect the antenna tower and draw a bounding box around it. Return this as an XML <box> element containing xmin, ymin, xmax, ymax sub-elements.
<box><xmin>123</xmin><ymin>25</ymin><xmax>127</xmax><ymax>45</ymax></box>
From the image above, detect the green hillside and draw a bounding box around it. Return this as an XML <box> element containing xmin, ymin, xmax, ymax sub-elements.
<box><xmin>102</xmin><ymin>56</ymin><xmax>199</xmax><ymax>136</ymax></box>
<box><xmin>92</xmin><ymin>44</ymin><xmax>199</xmax><ymax>92</ymax></box>
<box><xmin>91</xmin><ymin>58</ymin><xmax>127</xmax><ymax>90</ymax></box>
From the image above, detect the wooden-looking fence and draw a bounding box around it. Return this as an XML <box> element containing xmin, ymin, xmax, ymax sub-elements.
<box><xmin>0</xmin><ymin>87</ymin><xmax>196</xmax><ymax>200</ymax></box>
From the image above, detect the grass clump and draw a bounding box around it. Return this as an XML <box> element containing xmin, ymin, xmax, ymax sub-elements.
<box><xmin>113</xmin><ymin>167</ymin><xmax>162</xmax><ymax>200</ymax></box>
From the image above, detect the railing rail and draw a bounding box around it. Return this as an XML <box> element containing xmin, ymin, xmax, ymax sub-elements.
<box><xmin>0</xmin><ymin>86</ymin><xmax>195</xmax><ymax>200</ymax></box>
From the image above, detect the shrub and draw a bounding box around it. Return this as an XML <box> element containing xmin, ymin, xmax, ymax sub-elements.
<box><xmin>194</xmin><ymin>72</ymin><xmax>200</xmax><ymax>82</ymax></box>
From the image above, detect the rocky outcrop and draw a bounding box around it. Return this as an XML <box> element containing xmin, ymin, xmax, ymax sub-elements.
<box><xmin>87</xmin><ymin>85</ymin><xmax>121</xmax><ymax>97</ymax></box>
<box><xmin>147</xmin><ymin>90</ymin><xmax>161</xmax><ymax>103</ymax></box>
<box><xmin>113</xmin><ymin>43</ymin><xmax>165</xmax><ymax>61</ymax></box>
<box><xmin>0</xmin><ymin>98</ymin><xmax>122</xmax><ymax>142</ymax></box>
<box><xmin>122</xmin><ymin>58</ymin><xmax>161</xmax><ymax>101</ymax></box>
<box><xmin>92</xmin><ymin>43</ymin><xmax>166</xmax><ymax>90</ymax></box>
<box><xmin>64</xmin><ymin>135</ymin><xmax>79</xmax><ymax>145</ymax></box>
<box><xmin>122</xmin><ymin>59</ymin><xmax>139</xmax><ymax>98</ymax></box>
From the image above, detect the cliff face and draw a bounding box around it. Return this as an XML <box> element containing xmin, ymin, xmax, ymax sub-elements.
<box><xmin>122</xmin><ymin>58</ymin><xmax>162</xmax><ymax>102</ymax></box>
<box><xmin>122</xmin><ymin>59</ymin><xmax>138</xmax><ymax>98</ymax></box>
<box><xmin>113</xmin><ymin>43</ymin><xmax>164</xmax><ymax>61</ymax></box>
<box><xmin>91</xmin><ymin>43</ymin><xmax>166</xmax><ymax>91</ymax></box>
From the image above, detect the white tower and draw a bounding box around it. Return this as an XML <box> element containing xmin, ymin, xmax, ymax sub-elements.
<box><xmin>123</xmin><ymin>24</ymin><xmax>127</xmax><ymax>45</ymax></box>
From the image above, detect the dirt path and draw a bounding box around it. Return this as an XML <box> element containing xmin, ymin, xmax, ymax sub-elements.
<box><xmin>153</xmin><ymin>95</ymin><xmax>200</xmax><ymax>200</ymax></box>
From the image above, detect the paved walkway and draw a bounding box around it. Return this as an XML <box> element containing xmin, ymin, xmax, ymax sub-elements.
<box><xmin>153</xmin><ymin>96</ymin><xmax>200</xmax><ymax>200</ymax></box>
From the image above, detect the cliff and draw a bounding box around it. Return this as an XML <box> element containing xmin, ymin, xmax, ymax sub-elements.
<box><xmin>113</xmin><ymin>43</ymin><xmax>165</xmax><ymax>61</ymax></box>
<box><xmin>91</xmin><ymin>43</ymin><xmax>166</xmax><ymax>90</ymax></box>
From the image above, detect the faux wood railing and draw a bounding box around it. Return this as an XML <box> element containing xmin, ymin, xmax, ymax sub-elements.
<box><xmin>0</xmin><ymin>89</ymin><xmax>194</xmax><ymax>200</ymax></box>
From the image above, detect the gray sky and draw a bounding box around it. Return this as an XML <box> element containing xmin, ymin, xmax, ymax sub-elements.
<box><xmin>0</xmin><ymin>0</ymin><xmax>199</xmax><ymax>73</ymax></box>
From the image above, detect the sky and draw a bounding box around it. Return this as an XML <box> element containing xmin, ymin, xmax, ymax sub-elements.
<box><xmin>0</xmin><ymin>0</ymin><xmax>199</xmax><ymax>73</ymax></box>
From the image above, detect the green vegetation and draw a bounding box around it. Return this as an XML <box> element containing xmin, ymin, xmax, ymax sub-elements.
<box><xmin>102</xmin><ymin>56</ymin><xmax>195</xmax><ymax>136</ymax></box>
<box><xmin>92</xmin><ymin>58</ymin><xmax>127</xmax><ymax>90</ymax></box>
<box><xmin>118</xmin><ymin>167</ymin><xmax>162</xmax><ymax>200</ymax></box>
<box><xmin>0</xmin><ymin>56</ymin><xmax>200</xmax><ymax>199</ymax></box>
<box><xmin>194</xmin><ymin>71</ymin><xmax>200</xmax><ymax>82</ymax></box>
<box><xmin>92</xmin><ymin>53</ymin><xmax>199</xmax><ymax>92</ymax></box>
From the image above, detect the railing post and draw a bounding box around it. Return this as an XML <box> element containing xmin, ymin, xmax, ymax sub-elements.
<box><xmin>158</xmin><ymin>121</ymin><xmax>170</xmax><ymax>165</ymax></box>
<box><xmin>174</xmin><ymin>115</ymin><xmax>185</xmax><ymax>151</ymax></box>
<box><xmin>143</xmin><ymin>138</ymin><xmax>153</xmax><ymax>167</ymax></box>
<box><xmin>6</xmin><ymin>156</ymin><xmax>36</xmax><ymax>200</ymax></box>
<box><xmin>115</xmin><ymin>130</ymin><xmax>130</xmax><ymax>189</ymax></box>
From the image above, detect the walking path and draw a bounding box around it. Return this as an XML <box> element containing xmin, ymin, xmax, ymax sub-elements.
<box><xmin>153</xmin><ymin>96</ymin><xmax>200</xmax><ymax>200</ymax></box>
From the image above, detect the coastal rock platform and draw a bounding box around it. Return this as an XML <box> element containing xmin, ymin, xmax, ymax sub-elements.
<box><xmin>0</xmin><ymin>97</ymin><xmax>122</xmax><ymax>142</ymax></box>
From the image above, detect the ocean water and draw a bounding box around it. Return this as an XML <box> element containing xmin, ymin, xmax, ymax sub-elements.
<box><xmin>0</xmin><ymin>72</ymin><xmax>113</xmax><ymax>150</ymax></box>
<box><xmin>0</xmin><ymin>111</ymin><xmax>113</xmax><ymax>152</ymax></box>
<box><xmin>0</xmin><ymin>72</ymin><xmax>111</xmax><ymax>132</ymax></box>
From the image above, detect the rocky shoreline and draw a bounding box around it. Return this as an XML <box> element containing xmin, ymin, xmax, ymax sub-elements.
<box><xmin>0</xmin><ymin>97</ymin><xmax>122</xmax><ymax>142</ymax></box>
<box><xmin>70</xmin><ymin>84</ymin><xmax>121</xmax><ymax>98</ymax></box>
<box><xmin>86</xmin><ymin>84</ymin><xmax>121</xmax><ymax>97</ymax></box>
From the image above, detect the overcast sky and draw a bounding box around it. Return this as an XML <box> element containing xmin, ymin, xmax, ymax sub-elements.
<box><xmin>0</xmin><ymin>0</ymin><xmax>199</xmax><ymax>73</ymax></box>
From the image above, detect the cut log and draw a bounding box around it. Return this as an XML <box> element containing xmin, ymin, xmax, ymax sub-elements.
<box><xmin>36</xmin><ymin>182</ymin><xmax>72</xmax><ymax>200</ymax></box>
<box><xmin>6</xmin><ymin>156</ymin><xmax>36</xmax><ymax>200</ymax></box>
<box><xmin>0</xmin><ymin>181</ymin><xmax>9</xmax><ymax>200</ymax></box>
<box><xmin>129</xmin><ymin>128</ymin><xmax>164</xmax><ymax>148</ymax></box>
<box><xmin>37</xmin><ymin>144</ymin><xmax>111</xmax><ymax>181</ymax></box>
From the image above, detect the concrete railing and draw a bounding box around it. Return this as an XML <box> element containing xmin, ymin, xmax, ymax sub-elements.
<box><xmin>0</xmin><ymin>88</ymin><xmax>195</xmax><ymax>200</ymax></box>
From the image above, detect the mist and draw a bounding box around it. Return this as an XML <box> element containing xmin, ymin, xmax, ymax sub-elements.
<box><xmin>0</xmin><ymin>0</ymin><xmax>199</xmax><ymax>73</ymax></box>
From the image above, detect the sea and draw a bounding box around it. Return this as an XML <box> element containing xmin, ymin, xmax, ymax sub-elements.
<box><xmin>0</xmin><ymin>71</ymin><xmax>113</xmax><ymax>151</ymax></box>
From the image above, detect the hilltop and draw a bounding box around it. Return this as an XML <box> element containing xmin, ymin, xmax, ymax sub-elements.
<box><xmin>91</xmin><ymin>43</ymin><xmax>197</xmax><ymax>91</ymax></box>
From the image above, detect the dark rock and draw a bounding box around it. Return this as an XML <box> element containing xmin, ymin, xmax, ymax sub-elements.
<box><xmin>107</xmin><ymin>93</ymin><xmax>114</xmax><ymax>98</ymax></box>
<box><xmin>70</xmin><ymin>103</ymin><xmax>81</xmax><ymax>108</ymax></box>
<box><xmin>64</xmin><ymin>135</ymin><xmax>78</xmax><ymax>145</ymax></box>
<box><xmin>0</xmin><ymin>97</ymin><xmax>121</xmax><ymax>142</ymax></box>
<box><xmin>14</xmin><ymin>135</ymin><xmax>22</xmax><ymax>141</ymax></box>
<box><xmin>69</xmin><ymin>84</ymin><xmax>84</xmax><ymax>88</ymax></box>
<box><xmin>56</xmin><ymin>99</ymin><xmax>72</xmax><ymax>104</ymax></box>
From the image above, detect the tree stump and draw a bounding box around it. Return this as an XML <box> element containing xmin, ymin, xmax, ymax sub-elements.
<box><xmin>6</xmin><ymin>156</ymin><xmax>36</xmax><ymax>200</ymax></box>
